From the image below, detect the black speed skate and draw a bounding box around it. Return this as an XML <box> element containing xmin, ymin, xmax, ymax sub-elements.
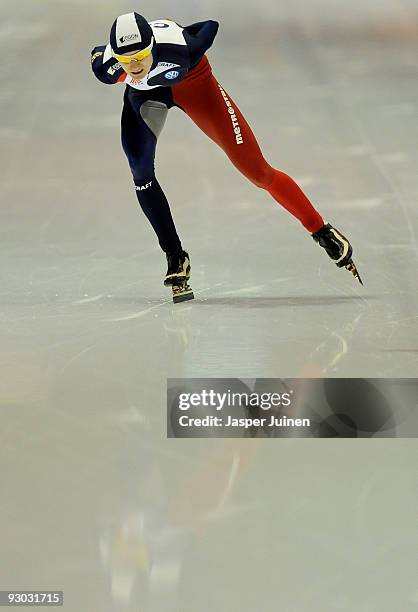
<box><xmin>164</xmin><ymin>250</ymin><xmax>194</xmax><ymax>303</ymax></box>
<box><xmin>312</xmin><ymin>223</ymin><xmax>363</xmax><ymax>285</ymax></box>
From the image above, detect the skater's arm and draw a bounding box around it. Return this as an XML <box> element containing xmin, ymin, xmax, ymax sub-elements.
<box><xmin>182</xmin><ymin>20</ymin><xmax>219</xmax><ymax>65</ymax></box>
<box><xmin>91</xmin><ymin>44</ymin><xmax>125</xmax><ymax>85</ymax></box>
<box><xmin>183</xmin><ymin>20</ymin><xmax>219</xmax><ymax>39</ymax></box>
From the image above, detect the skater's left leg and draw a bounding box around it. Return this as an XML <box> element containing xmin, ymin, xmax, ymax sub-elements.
<box><xmin>171</xmin><ymin>56</ymin><xmax>324</xmax><ymax>233</ymax></box>
<box><xmin>121</xmin><ymin>88</ymin><xmax>184</xmax><ymax>255</ymax></box>
<box><xmin>121</xmin><ymin>90</ymin><xmax>195</xmax><ymax>297</ymax></box>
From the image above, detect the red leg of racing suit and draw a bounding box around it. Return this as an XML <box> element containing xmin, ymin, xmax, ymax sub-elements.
<box><xmin>172</xmin><ymin>55</ymin><xmax>324</xmax><ymax>233</ymax></box>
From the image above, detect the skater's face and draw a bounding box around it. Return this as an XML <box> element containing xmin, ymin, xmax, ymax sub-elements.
<box><xmin>118</xmin><ymin>49</ymin><xmax>154</xmax><ymax>79</ymax></box>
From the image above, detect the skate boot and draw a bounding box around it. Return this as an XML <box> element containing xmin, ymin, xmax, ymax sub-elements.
<box><xmin>312</xmin><ymin>223</ymin><xmax>363</xmax><ymax>285</ymax></box>
<box><xmin>164</xmin><ymin>250</ymin><xmax>194</xmax><ymax>303</ymax></box>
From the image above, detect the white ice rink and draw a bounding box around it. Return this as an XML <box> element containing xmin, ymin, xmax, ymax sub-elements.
<box><xmin>0</xmin><ymin>0</ymin><xmax>417</xmax><ymax>610</ymax></box>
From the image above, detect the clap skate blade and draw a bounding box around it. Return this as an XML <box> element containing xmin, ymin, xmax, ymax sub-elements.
<box><xmin>171</xmin><ymin>280</ymin><xmax>194</xmax><ymax>304</ymax></box>
<box><xmin>345</xmin><ymin>260</ymin><xmax>363</xmax><ymax>285</ymax></box>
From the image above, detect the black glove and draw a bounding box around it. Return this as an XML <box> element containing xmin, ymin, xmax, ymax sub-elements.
<box><xmin>91</xmin><ymin>45</ymin><xmax>124</xmax><ymax>84</ymax></box>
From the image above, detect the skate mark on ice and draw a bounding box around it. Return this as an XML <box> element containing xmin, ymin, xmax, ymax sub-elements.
<box><xmin>111</xmin><ymin>284</ymin><xmax>224</xmax><ymax>320</ymax></box>
<box><xmin>191</xmin><ymin>283</ymin><xmax>224</xmax><ymax>297</ymax></box>
<box><xmin>58</xmin><ymin>344</ymin><xmax>96</xmax><ymax>376</ymax></box>
<box><xmin>110</xmin><ymin>299</ymin><xmax>172</xmax><ymax>322</ymax></box>
<box><xmin>325</xmin><ymin>65</ymin><xmax>418</xmax><ymax>261</ymax></box>
<box><xmin>293</xmin><ymin>175</ymin><xmax>315</xmax><ymax>187</ymax></box>
<box><xmin>74</xmin><ymin>294</ymin><xmax>105</xmax><ymax>305</ymax></box>
<box><xmin>326</xmin><ymin>331</ymin><xmax>348</xmax><ymax>370</ymax></box>
<box><xmin>333</xmin><ymin>195</ymin><xmax>390</xmax><ymax>209</ymax></box>
<box><xmin>214</xmin><ymin>278</ymin><xmax>292</xmax><ymax>297</ymax></box>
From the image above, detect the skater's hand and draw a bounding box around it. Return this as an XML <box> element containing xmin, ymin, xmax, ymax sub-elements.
<box><xmin>91</xmin><ymin>46</ymin><xmax>104</xmax><ymax>65</ymax></box>
<box><xmin>91</xmin><ymin>45</ymin><xmax>124</xmax><ymax>84</ymax></box>
<box><xmin>91</xmin><ymin>46</ymin><xmax>120</xmax><ymax>69</ymax></box>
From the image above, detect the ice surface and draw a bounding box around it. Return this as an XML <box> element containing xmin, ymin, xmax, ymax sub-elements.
<box><xmin>0</xmin><ymin>1</ymin><xmax>417</xmax><ymax>610</ymax></box>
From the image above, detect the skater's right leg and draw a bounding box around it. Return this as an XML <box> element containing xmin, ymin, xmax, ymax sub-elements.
<box><xmin>171</xmin><ymin>56</ymin><xmax>361</xmax><ymax>283</ymax></box>
<box><xmin>171</xmin><ymin>55</ymin><xmax>324</xmax><ymax>233</ymax></box>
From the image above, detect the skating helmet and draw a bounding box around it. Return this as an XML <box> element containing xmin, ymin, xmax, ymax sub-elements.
<box><xmin>110</xmin><ymin>12</ymin><xmax>154</xmax><ymax>56</ymax></box>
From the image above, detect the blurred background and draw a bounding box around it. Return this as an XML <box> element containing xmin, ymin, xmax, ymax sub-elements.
<box><xmin>0</xmin><ymin>1</ymin><xmax>417</xmax><ymax>610</ymax></box>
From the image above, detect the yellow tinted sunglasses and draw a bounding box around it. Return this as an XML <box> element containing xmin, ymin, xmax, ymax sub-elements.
<box><xmin>113</xmin><ymin>45</ymin><xmax>152</xmax><ymax>64</ymax></box>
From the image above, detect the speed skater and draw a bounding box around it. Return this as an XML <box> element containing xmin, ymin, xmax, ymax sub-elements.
<box><xmin>91</xmin><ymin>12</ymin><xmax>362</xmax><ymax>302</ymax></box>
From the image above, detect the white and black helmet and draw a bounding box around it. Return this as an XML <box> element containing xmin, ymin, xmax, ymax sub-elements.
<box><xmin>110</xmin><ymin>12</ymin><xmax>154</xmax><ymax>55</ymax></box>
